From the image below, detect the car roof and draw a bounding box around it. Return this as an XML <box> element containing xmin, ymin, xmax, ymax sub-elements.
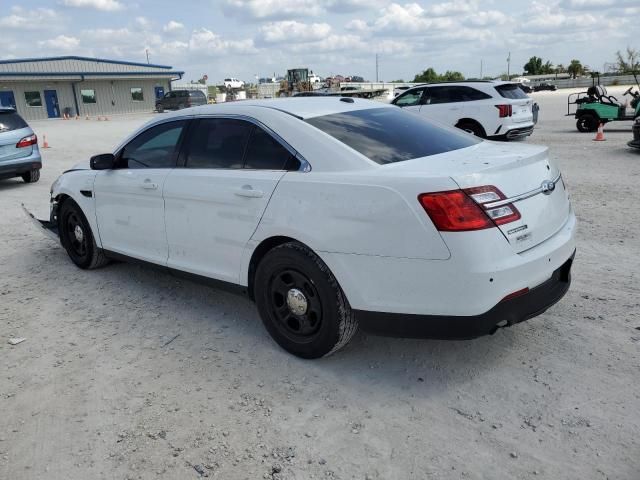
<box><xmin>186</xmin><ymin>97</ymin><xmax>393</xmax><ymax>120</ymax></box>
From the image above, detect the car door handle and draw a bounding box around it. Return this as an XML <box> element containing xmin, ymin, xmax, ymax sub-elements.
<box><xmin>141</xmin><ymin>180</ymin><xmax>158</xmax><ymax>190</ymax></box>
<box><xmin>234</xmin><ymin>186</ymin><xmax>264</xmax><ymax>198</ymax></box>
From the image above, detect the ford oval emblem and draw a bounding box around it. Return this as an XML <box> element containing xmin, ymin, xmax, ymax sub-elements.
<box><xmin>541</xmin><ymin>180</ymin><xmax>555</xmax><ymax>195</ymax></box>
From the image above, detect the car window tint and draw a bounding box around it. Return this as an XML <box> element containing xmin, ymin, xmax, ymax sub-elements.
<box><xmin>185</xmin><ymin>118</ymin><xmax>252</xmax><ymax>169</ymax></box>
<box><xmin>394</xmin><ymin>88</ymin><xmax>424</xmax><ymax>107</ymax></box>
<box><xmin>121</xmin><ymin>121</ymin><xmax>186</xmax><ymax>169</ymax></box>
<box><xmin>425</xmin><ymin>86</ymin><xmax>467</xmax><ymax>104</ymax></box>
<box><xmin>462</xmin><ymin>86</ymin><xmax>492</xmax><ymax>101</ymax></box>
<box><xmin>244</xmin><ymin>127</ymin><xmax>293</xmax><ymax>170</ymax></box>
<box><xmin>306</xmin><ymin>107</ymin><xmax>478</xmax><ymax>165</ymax></box>
<box><xmin>495</xmin><ymin>84</ymin><xmax>529</xmax><ymax>99</ymax></box>
<box><xmin>0</xmin><ymin>111</ymin><xmax>28</xmax><ymax>132</ymax></box>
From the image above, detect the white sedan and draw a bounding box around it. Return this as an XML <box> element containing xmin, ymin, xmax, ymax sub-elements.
<box><xmin>32</xmin><ymin>98</ymin><xmax>576</xmax><ymax>358</ymax></box>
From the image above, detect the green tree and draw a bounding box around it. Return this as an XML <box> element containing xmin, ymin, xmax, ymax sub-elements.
<box><xmin>616</xmin><ymin>46</ymin><xmax>639</xmax><ymax>73</ymax></box>
<box><xmin>567</xmin><ymin>59</ymin><xmax>583</xmax><ymax>79</ymax></box>
<box><xmin>413</xmin><ymin>68</ymin><xmax>465</xmax><ymax>83</ymax></box>
<box><xmin>555</xmin><ymin>64</ymin><xmax>566</xmax><ymax>74</ymax></box>
<box><xmin>413</xmin><ymin>68</ymin><xmax>440</xmax><ymax>83</ymax></box>
<box><xmin>542</xmin><ymin>60</ymin><xmax>555</xmax><ymax>74</ymax></box>
<box><xmin>524</xmin><ymin>56</ymin><xmax>543</xmax><ymax>75</ymax></box>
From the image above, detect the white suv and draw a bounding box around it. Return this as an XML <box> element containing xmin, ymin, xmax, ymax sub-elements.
<box><xmin>223</xmin><ymin>78</ymin><xmax>245</xmax><ymax>89</ymax></box>
<box><xmin>392</xmin><ymin>81</ymin><xmax>535</xmax><ymax>140</ymax></box>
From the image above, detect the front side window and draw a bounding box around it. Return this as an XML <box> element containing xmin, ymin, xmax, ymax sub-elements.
<box><xmin>131</xmin><ymin>87</ymin><xmax>144</xmax><ymax>101</ymax></box>
<box><xmin>306</xmin><ymin>107</ymin><xmax>479</xmax><ymax>165</ymax></box>
<box><xmin>24</xmin><ymin>91</ymin><xmax>42</xmax><ymax>107</ymax></box>
<box><xmin>185</xmin><ymin>118</ymin><xmax>252</xmax><ymax>169</ymax></box>
<box><xmin>244</xmin><ymin>127</ymin><xmax>295</xmax><ymax>170</ymax></box>
<box><xmin>393</xmin><ymin>88</ymin><xmax>424</xmax><ymax>107</ymax></box>
<box><xmin>81</xmin><ymin>89</ymin><xmax>96</xmax><ymax>104</ymax></box>
<box><xmin>120</xmin><ymin>121</ymin><xmax>186</xmax><ymax>169</ymax></box>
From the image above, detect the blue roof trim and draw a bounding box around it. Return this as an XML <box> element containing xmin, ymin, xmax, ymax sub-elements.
<box><xmin>0</xmin><ymin>71</ymin><xmax>184</xmax><ymax>77</ymax></box>
<box><xmin>0</xmin><ymin>55</ymin><xmax>175</xmax><ymax>70</ymax></box>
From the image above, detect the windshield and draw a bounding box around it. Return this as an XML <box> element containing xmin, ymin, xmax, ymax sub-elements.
<box><xmin>305</xmin><ymin>107</ymin><xmax>479</xmax><ymax>164</ymax></box>
<box><xmin>495</xmin><ymin>84</ymin><xmax>529</xmax><ymax>99</ymax></box>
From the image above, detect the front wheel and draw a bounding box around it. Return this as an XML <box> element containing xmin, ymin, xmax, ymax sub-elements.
<box><xmin>456</xmin><ymin>121</ymin><xmax>486</xmax><ymax>138</ymax></box>
<box><xmin>576</xmin><ymin>114</ymin><xmax>598</xmax><ymax>132</ymax></box>
<box><xmin>254</xmin><ymin>242</ymin><xmax>358</xmax><ymax>359</ymax></box>
<box><xmin>59</xmin><ymin>199</ymin><xmax>109</xmax><ymax>270</ymax></box>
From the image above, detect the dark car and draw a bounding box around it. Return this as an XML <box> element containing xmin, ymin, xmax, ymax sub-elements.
<box><xmin>629</xmin><ymin>118</ymin><xmax>640</xmax><ymax>150</ymax></box>
<box><xmin>156</xmin><ymin>90</ymin><xmax>207</xmax><ymax>112</ymax></box>
<box><xmin>533</xmin><ymin>83</ymin><xmax>557</xmax><ymax>92</ymax></box>
<box><xmin>518</xmin><ymin>83</ymin><xmax>533</xmax><ymax>94</ymax></box>
<box><xmin>0</xmin><ymin>108</ymin><xmax>41</xmax><ymax>183</ymax></box>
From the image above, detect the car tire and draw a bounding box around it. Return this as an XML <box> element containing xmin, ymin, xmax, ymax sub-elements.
<box><xmin>177</xmin><ymin>103</ymin><xmax>185</xmax><ymax>110</ymax></box>
<box><xmin>21</xmin><ymin>169</ymin><xmax>40</xmax><ymax>183</ymax></box>
<box><xmin>254</xmin><ymin>242</ymin><xmax>358</xmax><ymax>359</ymax></box>
<box><xmin>577</xmin><ymin>114</ymin><xmax>598</xmax><ymax>132</ymax></box>
<box><xmin>156</xmin><ymin>104</ymin><xmax>164</xmax><ymax>113</ymax></box>
<box><xmin>456</xmin><ymin>121</ymin><xmax>486</xmax><ymax>138</ymax></box>
<box><xmin>59</xmin><ymin>199</ymin><xmax>109</xmax><ymax>270</ymax></box>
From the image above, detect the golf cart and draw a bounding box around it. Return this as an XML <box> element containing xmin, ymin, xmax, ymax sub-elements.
<box><xmin>567</xmin><ymin>73</ymin><xmax>640</xmax><ymax>132</ymax></box>
<box><xmin>629</xmin><ymin>117</ymin><xmax>640</xmax><ymax>150</ymax></box>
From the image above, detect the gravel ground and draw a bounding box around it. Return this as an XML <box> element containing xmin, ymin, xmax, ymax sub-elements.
<box><xmin>1</xmin><ymin>88</ymin><xmax>639</xmax><ymax>480</ymax></box>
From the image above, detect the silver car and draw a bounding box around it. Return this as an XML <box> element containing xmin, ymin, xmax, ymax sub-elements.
<box><xmin>0</xmin><ymin>108</ymin><xmax>41</xmax><ymax>183</ymax></box>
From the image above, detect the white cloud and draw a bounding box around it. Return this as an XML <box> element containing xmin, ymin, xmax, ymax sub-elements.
<box><xmin>463</xmin><ymin>10</ymin><xmax>509</xmax><ymax>27</ymax></box>
<box><xmin>258</xmin><ymin>21</ymin><xmax>332</xmax><ymax>44</ymax></box>
<box><xmin>520</xmin><ymin>2</ymin><xmax>598</xmax><ymax>33</ymax></box>
<box><xmin>345</xmin><ymin>19</ymin><xmax>369</xmax><ymax>31</ymax></box>
<box><xmin>61</xmin><ymin>0</ymin><xmax>124</xmax><ymax>11</ymax></box>
<box><xmin>135</xmin><ymin>16</ymin><xmax>151</xmax><ymax>29</ymax></box>
<box><xmin>163</xmin><ymin>20</ymin><xmax>184</xmax><ymax>33</ymax></box>
<box><xmin>222</xmin><ymin>0</ymin><xmax>323</xmax><ymax>20</ymax></box>
<box><xmin>372</xmin><ymin>3</ymin><xmax>455</xmax><ymax>35</ymax></box>
<box><xmin>325</xmin><ymin>0</ymin><xmax>389</xmax><ymax>13</ymax></box>
<box><xmin>189</xmin><ymin>28</ymin><xmax>256</xmax><ymax>55</ymax></box>
<box><xmin>423</xmin><ymin>0</ymin><xmax>478</xmax><ymax>16</ymax></box>
<box><xmin>38</xmin><ymin>35</ymin><xmax>80</xmax><ymax>51</ymax></box>
<box><xmin>0</xmin><ymin>7</ymin><xmax>59</xmax><ymax>29</ymax></box>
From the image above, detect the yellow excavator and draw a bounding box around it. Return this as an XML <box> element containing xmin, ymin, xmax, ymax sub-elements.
<box><xmin>278</xmin><ymin>69</ymin><xmax>313</xmax><ymax>97</ymax></box>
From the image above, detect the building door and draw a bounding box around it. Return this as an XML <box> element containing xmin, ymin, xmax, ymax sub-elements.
<box><xmin>0</xmin><ymin>91</ymin><xmax>16</xmax><ymax>108</ymax></box>
<box><xmin>44</xmin><ymin>90</ymin><xmax>60</xmax><ymax>118</ymax></box>
<box><xmin>155</xmin><ymin>86</ymin><xmax>165</xmax><ymax>99</ymax></box>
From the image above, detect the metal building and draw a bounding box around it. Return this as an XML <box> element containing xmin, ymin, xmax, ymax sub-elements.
<box><xmin>0</xmin><ymin>56</ymin><xmax>184</xmax><ymax>120</ymax></box>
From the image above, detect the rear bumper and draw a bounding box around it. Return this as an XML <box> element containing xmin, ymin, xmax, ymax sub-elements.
<box><xmin>504</xmin><ymin>125</ymin><xmax>535</xmax><ymax>139</ymax></box>
<box><xmin>0</xmin><ymin>159</ymin><xmax>42</xmax><ymax>179</ymax></box>
<box><xmin>357</xmin><ymin>252</ymin><xmax>574</xmax><ymax>339</ymax></box>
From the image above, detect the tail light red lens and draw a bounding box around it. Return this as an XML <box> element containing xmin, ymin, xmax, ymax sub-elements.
<box><xmin>419</xmin><ymin>186</ymin><xmax>521</xmax><ymax>232</ymax></box>
<box><xmin>16</xmin><ymin>134</ymin><xmax>37</xmax><ymax>148</ymax></box>
<box><xmin>496</xmin><ymin>104</ymin><xmax>512</xmax><ymax>117</ymax></box>
<box><xmin>418</xmin><ymin>191</ymin><xmax>494</xmax><ymax>231</ymax></box>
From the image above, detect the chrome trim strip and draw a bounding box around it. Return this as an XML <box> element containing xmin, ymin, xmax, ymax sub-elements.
<box><xmin>483</xmin><ymin>172</ymin><xmax>562</xmax><ymax>209</ymax></box>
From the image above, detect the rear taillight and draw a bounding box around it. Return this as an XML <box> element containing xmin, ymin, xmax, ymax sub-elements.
<box><xmin>419</xmin><ymin>186</ymin><xmax>521</xmax><ymax>232</ymax></box>
<box><xmin>418</xmin><ymin>191</ymin><xmax>493</xmax><ymax>231</ymax></box>
<box><xmin>465</xmin><ymin>186</ymin><xmax>521</xmax><ymax>225</ymax></box>
<box><xmin>496</xmin><ymin>104</ymin><xmax>512</xmax><ymax>118</ymax></box>
<box><xmin>16</xmin><ymin>134</ymin><xmax>37</xmax><ymax>148</ymax></box>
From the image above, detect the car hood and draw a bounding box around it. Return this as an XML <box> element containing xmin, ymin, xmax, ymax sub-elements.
<box><xmin>64</xmin><ymin>159</ymin><xmax>91</xmax><ymax>173</ymax></box>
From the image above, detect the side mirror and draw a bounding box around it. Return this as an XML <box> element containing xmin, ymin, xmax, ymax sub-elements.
<box><xmin>90</xmin><ymin>153</ymin><xmax>115</xmax><ymax>170</ymax></box>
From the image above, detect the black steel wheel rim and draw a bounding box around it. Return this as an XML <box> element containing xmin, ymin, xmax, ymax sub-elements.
<box><xmin>268</xmin><ymin>268</ymin><xmax>323</xmax><ymax>343</ymax></box>
<box><xmin>65</xmin><ymin>212</ymin><xmax>87</xmax><ymax>259</ymax></box>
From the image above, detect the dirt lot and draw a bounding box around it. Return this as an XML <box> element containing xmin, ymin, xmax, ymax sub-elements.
<box><xmin>2</xmin><ymin>89</ymin><xmax>639</xmax><ymax>480</ymax></box>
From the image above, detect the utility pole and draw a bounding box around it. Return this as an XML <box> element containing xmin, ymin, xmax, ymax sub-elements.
<box><xmin>145</xmin><ymin>49</ymin><xmax>150</xmax><ymax>64</ymax></box>
<box><xmin>480</xmin><ymin>59</ymin><xmax>483</xmax><ymax>79</ymax></box>
<box><xmin>507</xmin><ymin>52</ymin><xmax>511</xmax><ymax>79</ymax></box>
<box><xmin>375</xmin><ymin>53</ymin><xmax>379</xmax><ymax>82</ymax></box>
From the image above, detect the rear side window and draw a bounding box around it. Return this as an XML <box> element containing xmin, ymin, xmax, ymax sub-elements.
<box><xmin>185</xmin><ymin>118</ymin><xmax>252</xmax><ymax>169</ymax></box>
<box><xmin>0</xmin><ymin>111</ymin><xmax>28</xmax><ymax>132</ymax></box>
<box><xmin>306</xmin><ymin>107</ymin><xmax>479</xmax><ymax>165</ymax></box>
<box><xmin>189</xmin><ymin>91</ymin><xmax>205</xmax><ymax>97</ymax></box>
<box><xmin>244</xmin><ymin>127</ymin><xmax>294</xmax><ymax>170</ymax></box>
<box><xmin>495</xmin><ymin>84</ymin><xmax>528</xmax><ymax>99</ymax></box>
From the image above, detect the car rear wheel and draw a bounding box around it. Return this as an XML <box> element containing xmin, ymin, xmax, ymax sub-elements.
<box><xmin>456</xmin><ymin>121</ymin><xmax>486</xmax><ymax>138</ymax></box>
<box><xmin>577</xmin><ymin>114</ymin><xmax>598</xmax><ymax>132</ymax></box>
<box><xmin>254</xmin><ymin>242</ymin><xmax>358</xmax><ymax>359</ymax></box>
<box><xmin>21</xmin><ymin>169</ymin><xmax>40</xmax><ymax>183</ymax></box>
<box><xmin>156</xmin><ymin>104</ymin><xmax>164</xmax><ymax>113</ymax></box>
<box><xmin>59</xmin><ymin>199</ymin><xmax>109</xmax><ymax>270</ymax></box>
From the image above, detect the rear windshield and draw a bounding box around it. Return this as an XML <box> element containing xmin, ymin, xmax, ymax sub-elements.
<box><xmin>495</xmin><ymin>84</ymin><xmax>529</xmax><ymax>99</ymax></box>
<box><xmin>0</xmin><ymin>111</ymin><xmax>28</xmax><ymax>133</ymax></box>
<box><xmin>305</xmin><ymin>107</ymin><xmax>479</xmax><ymax>164</ymax></box>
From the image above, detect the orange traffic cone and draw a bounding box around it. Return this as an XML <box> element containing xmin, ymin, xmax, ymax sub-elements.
<box><xmin>593</xmin><ymin>123</ymin><xmax>606</xmax><ymax>141</ymax></box>
<box><xmin>42</xmin><ymin>135</ymin><xmax>50</xmax><ymax>149</ymax></box>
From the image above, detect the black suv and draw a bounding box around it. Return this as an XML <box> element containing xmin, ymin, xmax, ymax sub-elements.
<box><xmin>156</xmin><ymin>90</ymin><xmax>207</xmax><ymax>112</ymax></box>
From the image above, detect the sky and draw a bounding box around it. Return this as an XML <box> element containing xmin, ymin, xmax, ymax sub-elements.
<box><xmin>1</xmin><ymin>0</ymin><xmax>638</xmax><ymax>83</ymax></box>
